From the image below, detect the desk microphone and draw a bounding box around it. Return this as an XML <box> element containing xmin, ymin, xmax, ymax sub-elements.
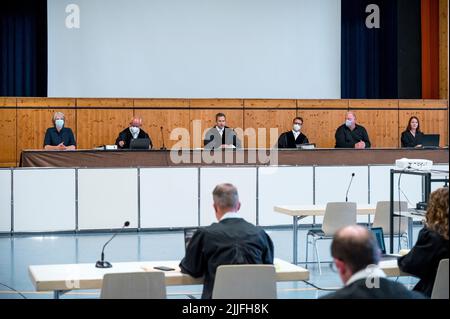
<box><xmin>95</xmin><ymin>221</ymin><xmax>130</xmax><ymax>268</ymax></box>
<box><xmin>160</xmin><ymin>126</ymin><xmax>167</xmax><ymax>150</ymax></box>
<box><xmin>345</xmin><ymin>173</ymin><xmax>355</xmax><ymax>202</ymax></box>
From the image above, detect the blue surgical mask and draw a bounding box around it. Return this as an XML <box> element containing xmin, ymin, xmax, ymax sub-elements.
<box><xmin>55</xmin><ymin>119</ymin><xmax>64</xmax><ymax>129</ymax></box>
<box><xmin>345</xmin><ymin>119</ymin><xmax>353</xmax><ymax>127</ymax></box>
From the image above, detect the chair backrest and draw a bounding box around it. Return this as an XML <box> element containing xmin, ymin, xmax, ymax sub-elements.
<box><xmin>372</xmin><ymin>201</ymin><xmax>408</xmax><ymax>235</ymax></box>
<box><xmin>100</xmin><ymin>272</ymin><xmax>167</xmax><ymax>299</ymax></box>
<box><xmin>322</xmin><ymin>202</ymin><xmax>357</xmax><ymax>235</ymax></box>
<box><xmin>431</xmin><ymin>259</ymin><xmax>449</xmax><ymax>299</ymax></box>
<box><xmin>212</xmin><ymin>264</ymin><xmax>277</xmax><ymax>299</ymax></box>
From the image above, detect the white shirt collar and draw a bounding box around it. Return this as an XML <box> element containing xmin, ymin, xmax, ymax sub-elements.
<box><xmin>346</xmin><ymin>265</ymin><xmax>387</xmax><ymax>286</ymax></box>
<box><xmin>292</xmin><ymin>130</ymin><xmax>300</xmax><ymax>138</ymax></box>
<box><xmin>220</xmin><ymin>211</ymin><xmax>242</xmax><ymax>221</ymax></box>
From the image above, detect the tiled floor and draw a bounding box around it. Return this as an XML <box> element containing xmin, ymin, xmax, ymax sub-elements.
<box><xmin>0</xmin><ymin>227</ymin><xmax>420</xmax><ymax>299</ymax></box>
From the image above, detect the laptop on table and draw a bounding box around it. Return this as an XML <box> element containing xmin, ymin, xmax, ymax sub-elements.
<box><xmin>371</xmin><ymin>227</ymin><xmax>401</xmax><ymax>260</ymax></box>
<box><xmin>421</xmin><ymin>134</ymin><xmax>440</xmax><ymax>148</ymax></box>
<box><xmin>129</xmin><ymin>138</ymin><xmax>151</xmax><ymax>149</ymax></box>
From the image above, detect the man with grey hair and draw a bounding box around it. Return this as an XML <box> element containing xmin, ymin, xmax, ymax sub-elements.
<box><xmin>335</xmin><ymin>112</ymin><xmax>371</xmax><ymax>148</ymax></box>
<box><xmin>115</xmin><ymin>116</ymin><xmax>153</xmax><ymax>149</ymax></box>
<box><xmin>321</xmin><ymin>225</ymin><xmax>424</xmax><ymax>299</ymax></box>
<box><xmin>43</xmin><ymin>112</ymin><xmax>76</xmax><ymax>150</ymax></box>
<box><xmin>180</xmin><ymin>183</ymin><xmax>274</xmax><ymax>299</ymax></box>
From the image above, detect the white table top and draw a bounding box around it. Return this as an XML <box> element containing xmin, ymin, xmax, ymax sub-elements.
<box><xmin>379</xmin><ymin>259</ymin><xmax>410</xmax><ymax>277</ymax></box>
<box><xmin>274</xmin><ymin>204</ymin><xmax>377</xmax><ymax>217</ymax></box>
<box><xmin>28</xmin><ymin>258</ymin><xmax>309</xmax><ymax>292</ymax></box>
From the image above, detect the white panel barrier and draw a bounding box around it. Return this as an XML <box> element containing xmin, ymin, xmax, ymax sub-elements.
<box><xmin>0</xmin><ymin>169</ymin><xmax>11</xmax><ymax>232</ymax></box>
<box><xmin>200</xmin><ymin>167</ymin><xmax>257</xmax><ymax>226</ymax></box>
<box><xmin>258</xmin><ymin>166</ymin><xmax>313</xmax><ymax>226</ymax></box>
<box><xmin>13</xmin><ymin>169</ymin><xmax>75</xmax><ymax>232</ymax></box>
<box><xmin>78</xmin><ymin>169</ymin><xmax>138</xmax><ymax>230</ymax></box>
<box><xmin>140</xmin><ymin>168</ymin><xmax>198</xmax><ymax>228</ymax></box>
<box><xmin>315</xmin><ymin>166</ymin><xmax>369</xmax><ymax>223</ymax></box>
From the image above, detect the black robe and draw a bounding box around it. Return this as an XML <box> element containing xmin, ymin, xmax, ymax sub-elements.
<box><xmin>398</xmin><ymin>227</ymin><xmax>449</xmax><ymax>297</ymax></box>
<box><xmin>115</xmin><ymin>127</ymin><xmax>153</xmax><ymax>149</ymax></box>
<box><xmin>277</xmin><ymin>131</ymin><xmax>309</xmax><ymax>148</ymax></box>
<box><xmin>179</xmin><ymin>218</ymin><xmax>274</xmax><ymax>299</ymax></box>
<box><xmin>401</xmin><ymin>130</ymin><xmax>424</xmax><ymax>147</ymax></box>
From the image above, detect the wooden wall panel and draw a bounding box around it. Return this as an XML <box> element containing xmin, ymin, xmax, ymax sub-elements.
<box><xmin>16</xmin><ymin>109</ymin><xmax>76</xmax><ymax>159</ymax></box>
<box><xmin>298</xmin><ymin>99</ymin><xmax>348</xmax><ymax>109</ymax></box>
<box><xmin>349</xmin><ymin>99</ymin><xmax>399</xmax><ymax>109</ymax></box>
<box><xmin>136</xmin><ymin>110</ymin><xmax>190</xmax><ymax>149</ymax></box>
<box><xmin>17</xmin><ymin>98</ymin><xmax>75</xmax><ymax>107</ymax></box>
<box><xmin>76</xmin><ymin>110</ymin><xmax>133</xmax><ymax>149</ymax></box>
<box><xmin>244</xmin><ymin>110</ymin><xmax>296</xmax><ymax>148</ymax></box>
<box><xmin>300</xmin><ymin>110</ymin><xmax>344</xmax><ymax>148</ymax></box>
<box><xmin>244</xmin><ymin>99</ymin><xmax>296</xmax><ymax>109</ymax></box>
<box><xmin>133</xmin><ymin>98</ymin><xmax>189</xmax><ymax>108</ymax></box>
<box><xmin>190</xmin><ymin>99</ymin><xmax>243</xmax><ymax>109</ymax></box>
<box><xmin>0</xmin><ymin>101</ymin><xmax>17</xmax><ymax>167</ymax></box>
<box><xmin>399</xmin><ymin>110</ymin><xmax>448</xmax><ymax>146</ymax></box>
<box><xmin>354</xmin><ymin>110</ymin><xmax>399</xmax><ymax>148</ymax></box>
<box><xmin>399</xmin><ymin>99</ymin><xmax>448</xmax><ymax>108</ymax></box>
<box><xmin>189</xmin><ymin>109</ymin><xmax>244</xmax><ymax>148</ymax></box>
<box><xmin>76</xmin><ymin>98</ymin><xmax>133</xmax><ymax>107</ymax></box>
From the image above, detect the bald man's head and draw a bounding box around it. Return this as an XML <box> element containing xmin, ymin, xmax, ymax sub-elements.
<box><xmin>130</xmin><ymin>117</ymin><xmax>143</xmax><ymax>127</ymax></box>
<box><xmin>331</xmin><ymin>225</ymin><xmax>380</xmax><ymax>274</ymax></box>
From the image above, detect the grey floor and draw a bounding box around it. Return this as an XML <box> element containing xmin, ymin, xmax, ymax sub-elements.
<box><xmin>0</xmin><ymin>226</ymin><xmax>420</xmax><ymax>299</ymax></box>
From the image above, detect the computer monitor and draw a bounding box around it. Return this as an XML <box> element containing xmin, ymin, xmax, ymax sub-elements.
<box><xmin>371</xmin><ymin>227</ymin><xmax>387</xmax><ymax>254</ymax></box>
<box><xmin>129</xmin><ymin>138</ymin><xmax>151</xmax><ymax>149</ymax></box>
<box><xmin>183</xmin><ymin>227</ymin><xmax>200</xmax><ymax>252</ymax></box>
<box><xmin>422</xmin><ymin>134</ymin><xmax>440</xmax><ymax>148</ymax></box>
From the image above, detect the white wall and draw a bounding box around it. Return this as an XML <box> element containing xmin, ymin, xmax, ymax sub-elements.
<box><xmin>200</xmin><ymin>167</ymin><xmax>257</xmax><ymax>225</ymax></box>
<box><xmin>0</xmin><ymin>170</ymin><xmax>11</xmax><ymax>232</ymax></box>
<box><xmin>47</xmin><ymin>0</ymin><xmax>341</xmax><ymax>98</ymax></box>
<box><xmin>77</xmin><ymin>169</ymin><xmax>138</xmax><ymax>230</ymax></box>
<box><xmin>13</xmin><ymin>169</ymin><xmax>75</xmax><ymax>232</ymax></box>
<box><xmin>140</xmin><ymin>168</ymin><xmax>198</xmax><ymax>228</ymax></box>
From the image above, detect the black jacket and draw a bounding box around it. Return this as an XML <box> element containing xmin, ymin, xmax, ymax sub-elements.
<box><xmin>321</xmin><ymin>278</ymin><xmax>425</xmax><ymax>299</ymax></box>
<box><xmin>398</xmin><ymin>227</ymin><xmax>449</xmax><ymax>297</ymax></box>
<box><xmin>203</xmin><ymin>126</ymin><xmax>242</xmax><ymax>149</ymax></box>
<box><xmin>335</xmin><ymin>124</ymin><xmax>371</xmax><ymax>148</ymax></box>
<box><xmin>401</xmin><ymin>130</ymin><xmax>424</xmax><ymax>148</ymax></box>
<box><xmin>115</xmin><ymin>127</ymin><xmax>152</xmax><ymax>149</ymax></box>
<box><xmin>277</xmin><ymin>131</ymin><xmax>309</xmax><ymax>148</ymax></box>
<box><xmin>179</xmin><ymin>218</ymin><xmax>274</xmax><ymax>299</ymax></box>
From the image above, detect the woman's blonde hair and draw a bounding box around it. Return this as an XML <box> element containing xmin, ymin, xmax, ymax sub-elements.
<box><xmin>426</xmin><ymin>187</ymin><xmax>449</xmax><ymax>240</ymax></box>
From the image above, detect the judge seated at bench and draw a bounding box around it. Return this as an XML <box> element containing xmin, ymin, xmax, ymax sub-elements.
<box><xmin>115</xmin><ymin>116</ymin><xmax>153</xmax><ymax>149</ymax></box>
<box><xmin>203</xmin><ymin>113</ymin><xmax>242</xmax><ymax>150</ymax></box>
<box><xmin>277</xmin><ymin>116</ymin><xmax>309</xmax><ymax>148</ymax></box>
<box><xmin>335</xmin><ymin>111</ymin><xmax>371</xmax><ymax>149</ymax></box>
<box><xmin>43</xmin><ymin>112</ymin><xmax>76</xmax><ymax>150</ymax></box>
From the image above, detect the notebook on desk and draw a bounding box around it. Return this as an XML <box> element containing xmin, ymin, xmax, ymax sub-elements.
<box><xmin>421</xmin><ymin>134</ymin><xmax>440</xmax><ymax>148</ymax></box>
<box><xmin>371</xmin><ymin>227</ymin><xmax>401</xmax><ymax>260</ymax></box>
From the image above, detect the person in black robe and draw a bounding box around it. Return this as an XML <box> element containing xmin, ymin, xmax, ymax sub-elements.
<box><xmin>401</xmin><ymin>116</ymin><xmax>424</xmax><ymax>148</ymax></box>
<box><xmin>321</xmin><ymin>225</ymin><xmax>424</xmax><ymax>299</ymax></box>
<box><xmin>115</xmin><ymin>116</ymin><xmax>153</xmax><ymax>149</ymax></box>
<box><xmin>398</xmin><ymin>187</ymin><xmax>449</xmax><ymax>297</ymax></box>
<box><xmin>179</xmin><ymin>183</ymin><xmax>274</xmax><ymax>299</ymax></box>
<box><xmin>335</xmin><ymin>112</ymin><xmax>371</xmax><ymax>148</ymax></box>
<box><xmin>277</xmin><ymin>116</ymin><xmax>310</xmax><ymax>148</ymax></box>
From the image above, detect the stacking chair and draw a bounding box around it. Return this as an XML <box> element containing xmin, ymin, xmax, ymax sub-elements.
<box><xmin>305</xmin><ymin>202</ymin><xmax>357</xmax><ymax>275</ymax></box>
<box><xmin>431</xmin><ymin>259</ymin><xmax>449</xmax><ymax>299</ymax></box>
<box><xmin>100</xmin><ymin>271</ymin><xmax>167</xmax><ymax>299</ymax></box>
<box><xmin>212</xmin><ymin>264</ymin><xmax>277</xmax><ymax>299</ymax></box>
<box><xmin>372</xmin><ymin>201</ymin><xmax>409</xmax><ymax>249</ymax></box>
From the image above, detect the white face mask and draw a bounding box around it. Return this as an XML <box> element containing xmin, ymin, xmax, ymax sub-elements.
<box><xmin>345</xmin><ymin>119</ymin><xmax>353</xmax><ymax>127</ymax></box>
<box><xmin>293</xmin><ymin>124</ymin><xmax>301</xmax><ymax>132</ymax></box>
<box><xmin>55</xmin><ymin>119</ymin><xmax>64</xmax><ymax>130</ymax></box>
<box><xmin>130</xmin><ymin>126</ymin><xmax>140</xmax><ymax>135</ymax></box>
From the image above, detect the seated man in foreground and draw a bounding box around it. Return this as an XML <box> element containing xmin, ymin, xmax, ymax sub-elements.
<box><xmin>321</xmin><ymin>225</ymin><xmax>424</xmax><ymax>299</ymax></box>
<box><xmin>179</xmin><ymin>183</ymin><xmax>274</xmax><ymax>299</ymax></box>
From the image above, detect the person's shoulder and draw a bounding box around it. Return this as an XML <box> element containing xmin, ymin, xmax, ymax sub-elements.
<box><xmin>356</xmin><ymin>123</ymin><xmax>368</xmax><ymax>130</ymax></box>
<box><xmin>336</xmin><ymin>123</ymin><xmax>345</xmax><ymax>130</ymax></box>
<box><xmin>45</xmin><ymin>127</ymin><xmax>55</xmax><ymax>133</ymax></box>
<box><xmin>63</xmin><ymin>127</ymin><xmax>74</xmax><ymax>133</ymax></box>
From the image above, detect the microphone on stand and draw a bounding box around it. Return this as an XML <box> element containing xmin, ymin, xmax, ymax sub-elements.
<box><xmin>345</xmin><ymin>173</ymin><xmax>355</xmax><ymax>202</ymax></box>
<box><xmin>95</xmin><ymin>221</ymin><xmax>130</xmax><ymax>268</ymax></box>
<box><xmin>160</xmin><ymin>126</ymin><xmax>167</xmax><ymax>150</ymax></box>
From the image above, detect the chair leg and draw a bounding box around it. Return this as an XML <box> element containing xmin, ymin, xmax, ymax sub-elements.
<box><xmin>305</xmin><ymin>234</ymin><xmax>309</xmax><ymax>269</ymax></box>
<box><xmin>313</xmin><ymin>238</ymin><xmax>322</xmax><ymax>275</ymax></box>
